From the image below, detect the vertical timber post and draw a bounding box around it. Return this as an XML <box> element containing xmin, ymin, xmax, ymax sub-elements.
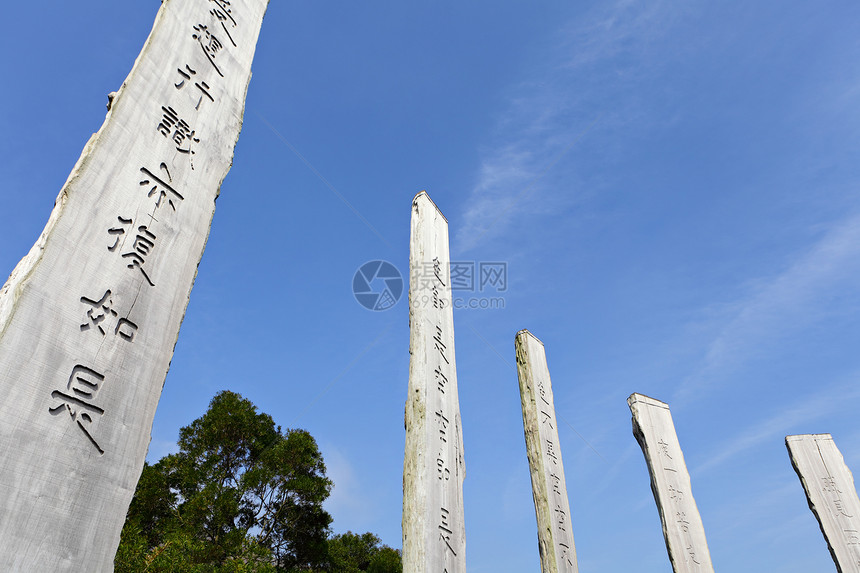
<box><xmin>515</xmin><ymin>329</ymin><xmax>579</xmax><ymax>573</ymax></box>
<box><xmin>629</xmin><ymin>393</ymin><xmax>714</xmax><ymax>573</ymax></box>
<box><xmin>403</xmin><ymin>191</ymin><xmax>467</xmax><ymax>573</ymax></box>
<box><xmin>786</xmin><ymin>433</ymin><xmax>860</xmax><ymax>572</ymax></box>
<box><xmin>0</xmin><ymin>0</ymin><xmax>268</xmax><ymax>569</ymax></box>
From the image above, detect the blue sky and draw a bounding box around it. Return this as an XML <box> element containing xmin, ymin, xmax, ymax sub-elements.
<box><xmin>3</xmin><ymin>1</ymin><xmax>860</xmax><ymax>571</ymax></box>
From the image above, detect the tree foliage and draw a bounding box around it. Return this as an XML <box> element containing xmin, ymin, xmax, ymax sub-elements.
<box><xmin>116</xmin><ymin>391</ymin><xmax>332</xmax><ymax>572</ymax></box>
<box><xmin>116</xmin><ymin>391</ymin><xmax>401</xmax><ymax>573</ymax></box>
<box><xmin>325</xmin><ymin>532</ymin><xmax>401</xmax><ymax>573</ymax></box>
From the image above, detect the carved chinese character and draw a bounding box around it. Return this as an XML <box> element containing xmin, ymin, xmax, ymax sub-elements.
<box><xmin>193</xmin><ymin>24</ymin><xmax>225</xmax><ymax>77</ymax></box>
<box><xmin>192</xmin><ymin>81</ymin><xmax>214</xmax><ymax>110</ymax></box>
<box><xmin>559</xmin><ymin>542</ymin><xmax>575</xmax><ymax>569</ymax></box>
<box><xmin>435</xmin><ymin>365</ymin><xmax>448</xmax><ymax>394</ymax></box>
<box><xmin>157</xmin><ymin>106</ymin><xmax>200</xmax><ymax>163</ymax></box>
<box><xmin>432</xmin><ymin>257</ymin><xmax>446</xmax><ymax>286</ymax></box>
<box><xmin>79</xmin><ymin>289</ymin><xmax>139</xmax><ymax>342</ymax></box>
<box><xmin>554</xmin><ymin>504</ymin><xmax>567</xmax><ymax>532</ymax></box>
<box><xmin>546</xmin><ymin>438</ymin><xmax>558</xmax><ymax>465</ymax></box>
<box><xmin>433</xmin><ymin>325</ymin><xmax>449</xmax><ymax>364</ymax></box>
<box><xmin>120</xmin><ymin>225</ymin><xmax>157</xmax><ymax>287</ymax></box>
<box><xmin>435</xmin><ymin>409</ymin><xmax>449</xmax><ymax>443</ymax></box>
<box><xmin>106</xmin><ymin>216</ymin><xmax>158</xmax><ymax>287</ymax></box>
<box><xmin>48</xmin><ymin>365</ymin><xmax>107</xmax><ymax>455</ymax></box>
<box><xmin>175</xmin><ymin>64</ymin><xmax>196</xmax><ymax>89</ymax></box>
<box><xmin>537</xmin><ymin>380</ymin><xmax>550</xmax><ymax>406</ymax></box>
<box><xmin>676</xmin><ymin>511</ymin><xmax>690</xmax><ymax>533</ymax></box>
<box><xmin>436</xmin><ymin>455</ymin><xmax>450</xmax><ymax>481</ymax></box>
<box><xmin>140</xmin><ymin>164</ymin><xmax>184</xmax><ymax>211</ymax></box>
<box><xmin>107</xmin><ymin>216</ymin><xmax>132</xmax><ymax>252</ymax></box>
<box><xmin>431</xmin><ymin>283</ymin><xmax>445</xmax><ymax>309</ymax></box>
<box><xmin>115</xmin><ymin>318</ymin><xmax>137</xmax><ymax>341</ymax></box>
<box><xmin>80</xmin><ymin>290</ymin><xmax>117</xmax><ymax>335</ymax></box>
<box><xmin>540</xmin><ymin>409</ymin><xmax>554</xmax><ymax>429</ymax></box>
<box><xmin>174</xmin><ymin>65</ymin><xmax>215</xmax><ymax>110</ymax></box>
<box><xmin>668</xmin><ymin>484</ymin><xmax>684</xmax><ymax>502</ymax></box>
<box><xmin>834</xmin><ymin>498</ymin><xmax>854</xmax><ymax>518</ymax></box>
<box><xmin>439</xmin><ymin>508</ymin><xmax>456</xmax><ymax>556</ymax></box>
<box><xmin>209</xmin><ymin>0</ymin><xmax>237</xmax><ymax>27</ymax></box>
<box><xmin>549</xmin><ymin>471</ymin><xmax>562</xmax><ymax>496</ymax></box>
<box><xmin>687</xmin><ymin>544</ymin><xmax>700</xmax><ymax>565</ymax></box>
<box><xmin>209</xmin><ymin>0</ymin><xmax>237</xmax><ymax>47</ymax></box>
<box><xmin>822</xmin><ymin>476</ymin><xmax>842</xmax><ymax>494</ymax></box>
<box><xmin>657</xmin><ymin>438</ymin><xmax>672</xmax><ymax>459</ymax></box>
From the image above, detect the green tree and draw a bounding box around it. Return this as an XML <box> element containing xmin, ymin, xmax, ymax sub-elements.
<box><xmin>325</xmin><ymin>532</ymin><xmax>401</xmax><ymax>573</ymax></box>
<box><xmin>366</xmin><ymin>547</ymin><xmax>401</xmax><ymax>573</ymax></box>
<box><xmin>116</xmin><ymin>391</ymin><xmax>332</xmax><ymax>572</ymax></box>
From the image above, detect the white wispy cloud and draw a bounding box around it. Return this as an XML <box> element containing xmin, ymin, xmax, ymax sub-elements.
<box><xmin>693</xmin><ymin>379</ymin><xmax>860</xmax><ymax>475</ymax></box>
<box><xmin>587</xmin><ymin>441</ymin><xmax>639</xmax><ymax>497</ymax></box>
<box><xmin>676</xmin><ymin>213</ymin><xmax>860</xmax><ymax>401</ymax></box>
<box><xmin>456</xmin><ymin>0</ymin><xmax>679</xmax><ymax>252</ymax></box>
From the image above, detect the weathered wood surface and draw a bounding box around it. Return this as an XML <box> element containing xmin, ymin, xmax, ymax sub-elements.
<box><xmin>515</xmin><ymin>330</ymin><xmax>578</xmax><ymax>573</ymax></box>
<box><xmin>403</xmin><ymin>191</ymin><xmax>466</xmax><ymax>573</ymax></box>
<box><xmin>629</xmin><ymin>393</ymin><xmax>714</xmax><ymax>573</ymax></box>
<box><xmin>787</xmin><ymin>433</ymin><xmax>860</xmax><ymax>572</ymax></box>
<box><xmin>0</xmin><ymin>1</ymin><xmax>267</xmax><ymax>569</ymax></box>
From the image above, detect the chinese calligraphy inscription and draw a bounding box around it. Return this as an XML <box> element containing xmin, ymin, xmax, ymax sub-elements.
<box><xmin>0</xmin><ymin>0</ymin><xmax>268</xmax><ymax>569</ymax></box>
<box><xmin>404</xmin><ymin>191</ymin><xmax>466</xmax><ymax>573</ymax></box>
<box><xmin>516</xmin><ymin>330</ymin><xmax>579</xmax><ymax>573</ymax></box>
<box><xmin>48</xmin><ymin>365</ymin><xmax>107</xmax><ymax>455</ymax></box>
<box><xmin>787</xmin><ymin>434</ymin><xmax>860</xmax><ymax>572</ymax></box>
<box><xmin>629</xmin><ymin>393</ymin><xmax>714</xmax><ymax>573</ymax></box>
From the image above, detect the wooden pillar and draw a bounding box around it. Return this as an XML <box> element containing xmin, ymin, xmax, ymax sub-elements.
<box><xmin>787</xmin><ymin>433</ymin><xmax>860</xmax><ymax>572</ymax></box>
<box><xmin>0</xmin><ymin>1</ymin><xmax>268</xmax><ymax>569</ymax></box>
<box><xmin>403</xmin><ymin>191</ymin><xmax>467</xmax><ymax>572</ymax></box>
<box><xmin>516</xmin><ymin>329</ymin><xmax>579</xmax><ymax>572</ymax></box>
<box><xmin>629</xmin><ymin>393</ymin><xmax>714</xmax><ymax>572</ymax></box>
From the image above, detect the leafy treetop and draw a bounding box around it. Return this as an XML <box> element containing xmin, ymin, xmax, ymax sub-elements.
<box><xmin>116</xmin><ymin>390</ymin><xmax>400</xmax><ymax>572</ymax></box>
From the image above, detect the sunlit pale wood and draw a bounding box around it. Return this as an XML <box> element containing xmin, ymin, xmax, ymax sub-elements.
<box><xmin>787</xmin><ymin>433</ymin><xmax>860</xmax><ymax>573</ymax></box>
<box><xmin>403</xmin><ymin>191</ymin><xmax>466</xmax><ymax>573</ymax></box>
<box><xmin>629</xmin><ymin>393</ymin><xmax>714</xmax><ymax>573</ymax></box>
<box><xmin>0</xmin><ymin>1</ymin><xmax>268</xmax><ymax>569</ymax></box>
<box><xmin>516</xmin><ymin>329</ymin><xmax>578</xmax><ymax>573</ymax></box>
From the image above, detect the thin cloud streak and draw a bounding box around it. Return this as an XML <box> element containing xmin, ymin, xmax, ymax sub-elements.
<box><xmin>676</xmin><ymin>213</ymin><xmax>860</xmax><ymax>402</ymax></box>
<box><xmin>456</xmin><ymin>0</ymin><xmax>679</xmax><ymax>252</ymax></box>
<box><xmin>693</xmin><ymin>380</ymin><xmax>860</xmax><ymax>476</ymax></box>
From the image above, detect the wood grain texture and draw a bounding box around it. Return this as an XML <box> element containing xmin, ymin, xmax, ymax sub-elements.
<box><xmin>0</xmin><ymin>0</ymin><xmax>268</xmax><ymax>569</ymax></box>
<box><xmin>516</xmin><ymin>330</ymin><xmax>578</xmax><ymax>573</ymax></box>
<box><xmin>403</xmin><ymin>191</ymin><xmax>466</xmax><ymax>573</ymax></box>
<box><xmin>787</xmin><ymin>433</ymin><xmax>860</xmax><ymax>573</ymax></box>
<box><xmin>629</xmin><ymin>393</ymin><xmax>714</xmax><ymax>573</ymax></box>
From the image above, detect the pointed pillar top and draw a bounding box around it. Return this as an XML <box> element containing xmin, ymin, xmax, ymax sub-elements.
<box><xmin>628</xmin><ymin>392</ymin><xmax>670</xmax><ymax>410</ymax></box>
<box><xmin>786</xmin><ymin>433</ymin><xmax>833</xmax><ymax>443</ymax></box>
<box><xmin>412</xmin><ymin>190</ymin><xmax>449</xmax><ymax>222</ymax></box>
<box><xmin>516</xmin><ymin>329</ymin><xmax>545</xmax><ymax>346</ymax></box>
